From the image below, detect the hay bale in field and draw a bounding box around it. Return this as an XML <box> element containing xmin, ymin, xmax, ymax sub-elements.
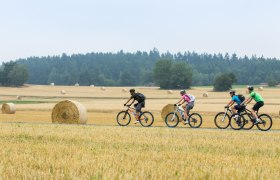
<box><xmin>258</xmin><ymin>86</ymin><xmax>264</xmax><ymax>91</ymax></box>
<box><xmin>161</xmin><ymin>104</ymin><xmax>176</xmax><ymax>120</ymax></box>
<box><xmin>75</xmin><ymin>83</ymin><xmax>79</xmax><ymax>87</ymax></box>
<box><xmin>16</xmin><ymin>95</ymin><xmax>22</xmax><ymax>100</ymax></box>
<box><xmin>90</xmin><ymin>84</ymin><xmax>95</xmax><ymax>87</ymax></box>
<box><xmin>2</xmin><ymin>103</ymin><xmax>16</xmax><ymax>114</ymax></box>
<box><xmin>122</xmin><ymin>88</ymin><xmax>128</xmax><ymax>93</ymax></box>
<box><xmin>50</xmin><ymin>82</ymin><xmax>55</xmax><ymax>86</ymax></box>
<box><xmin>51</xmin><ymin>100</ymin><xmax>87</xmax><ymax>124</ymax></box>
<box><xmin>101</xmin><ymin>86</ymin><xmax>106</xmax><ymax>91</ymax></box>
<box><xmin>203</xmin><ymin>92</ymin><xmax>209</xmax><ymax>97</ymax></box>
<box><xmin>60</xmin><ymin>90</ymin><xmax>66</xmax><ymax>95</ymax></box>
<box><xmin>167</xmin><ymin>90</ymin><xmax>173</xmax><ymax>94</ymax></box>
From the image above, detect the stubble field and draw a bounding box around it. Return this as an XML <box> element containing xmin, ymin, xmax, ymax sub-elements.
<box><xmin>0</xmin><ymin>85</ymin><xmax>280</xmax><ymax>179</ymax></box>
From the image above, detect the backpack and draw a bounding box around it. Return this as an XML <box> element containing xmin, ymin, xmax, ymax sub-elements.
<box><xmin>237</xmin><ymin>94</ymin><xmax>245</xmax><ymax>103</ymax></box>
<box><xmin>136</xmin><ymin>93</ymin><xmax>146</xmax><ymax>101</ymax></box>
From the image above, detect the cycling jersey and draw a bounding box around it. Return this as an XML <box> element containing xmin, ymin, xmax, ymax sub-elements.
<box><xmin>182</xmin><ymin>94</ymin><xmax>195</xmax><ymax>102</ymax></box>
<box><xmin>250</xmin><ymin>92</ymin><xmax>264</xmax><ymax>102</ymax></box>
<box><xmin>232</xmin><ymin>95</ymin><xmax>241</xmax><ymax>105</ymax></box>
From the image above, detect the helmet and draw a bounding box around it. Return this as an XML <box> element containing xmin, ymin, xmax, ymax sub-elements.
<box><xmin>180</xmin><ymin>90</ymin><xmax>186</xmax><ymax>95</ymax></box>
<box><xmin>229</xmin><ymin>90</ymin><xmax>236</xmax><ymax>95</ymax></box>
<box><xmin>247</xmin><ymin>86</ymin><xmax>254</xmax><ymax>91</ymax></box>
<box><xmin>129</xmin><ymin>89</ymin><xmax>135</xmax><ymax>93</ymax></box>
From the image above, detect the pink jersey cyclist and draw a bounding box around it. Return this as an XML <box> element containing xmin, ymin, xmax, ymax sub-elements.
<box><xmin>175</xmin><ymin>90</ymin><xmax>196</xmax><ymax>124</ymax></box>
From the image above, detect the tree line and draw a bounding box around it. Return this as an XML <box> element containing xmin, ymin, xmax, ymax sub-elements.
<box><xmin>1</xmin><ymin>49</ymin><xmax>280</xmax><ymax>88</ymax></box>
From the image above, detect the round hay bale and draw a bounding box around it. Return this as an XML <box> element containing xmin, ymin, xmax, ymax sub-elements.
<box><xmin>258</xmin><ymin>86</ymin><xmax>264</xmax><ymax>91</ymax></box>
<box><xmin>167</xmin><ymin>90</ymin><xmax>173</xmax><ymax>94</ymax></box>
<box><xmin>90</xmin><ymin>84</ymin><xmax>95</xmax><ymax>87</ymax></box>
<box><xmin>122</xmin><ymin>88</ymin><xmax>128</xmax><ymax>93</ymax></box>
<box><xmin>101</xmin><ymin>86</ymin><xmax>106</xmax><ymax>91</ymax></box>
<box><xmin>50</xmin><ymin>82</ymin><xmax>55</xmax><ymax>86</ymax></box>
<box><xmin>203</xmin><ymin>92</ymin><xmax>209</xmax><ymax>97</ymax></box>
<box><xmin>161</xmin><ymin>104</ymin><xmax>178</xmax><ymax>120</ymax></box>
<box><xmin>2</xmin><ymin>103</ymin><xmax>16</xmax><ymax>114</ymax></box>
<box><xmin>60</xmin><ymin>90</ymin><xmax>66</xmax><ymax>95</ymax></box>
<box><xmin>75</xmin><ymin>83</ymin><xmax>79</xmax><ymax>87</ymax></box>
<box><xmin>51</xmin><ymin>100</ymin><xmax>87</xmax><ymax>124</ymax></box>
<box><xmin>16</xmin><ymin>95</ymin><xmax>22</xmax><ymax>100</ymax></box>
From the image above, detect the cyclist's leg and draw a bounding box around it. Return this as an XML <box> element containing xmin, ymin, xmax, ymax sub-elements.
<box><xmin>135</xmin><ymin>102</ymin><xmax>144</xmax><ymax>121</ymax></box>
<box><xmin>251</xmin><ymin>102</ymin><xmax>264</xmax><ymax>122</ymax></box>
<box><xmin>232</xmin><ymin>105</ymin><xmax>238</xmax><ymax>114</ymax></box>
<box><xmin>185</xmin><ymin>101</ymin><xmax>194</xmax><ymax>120</ymax></box>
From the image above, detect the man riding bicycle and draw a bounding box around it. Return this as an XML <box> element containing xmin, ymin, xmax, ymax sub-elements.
<box><xmin>174</xmin><ymin>90</ymin><xmax>195</xmax><ymax>124</ymax></box>
<box><xmin>225</xmin><ymin>90</ymin><xmax>244</xmax><ymax>114</ymax></box>
<box><xmin>240</xmin><ymin>86</ymin><xmax>264</xmax><ymax>124</ymax></box>
<box><xmin>124</xmin><ymin>89</ymin><xmax>146</xmax><ymax>124</ymax></box>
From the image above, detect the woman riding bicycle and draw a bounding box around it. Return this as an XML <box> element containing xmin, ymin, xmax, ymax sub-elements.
<box><xmin>225</xmin><ymin>90</ymin><xmax>244</xmax><ymax>114</ymax></box>
<box><xmin>174</xmin><ymin>90</ymin><xmax>195</xmax><ymax>124</ymax></box>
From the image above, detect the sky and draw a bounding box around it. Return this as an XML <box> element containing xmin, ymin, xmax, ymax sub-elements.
<box><xmin>0</xmin><ymin>0</ymin><xmax>280</xmax><ymax>62</ymax></box>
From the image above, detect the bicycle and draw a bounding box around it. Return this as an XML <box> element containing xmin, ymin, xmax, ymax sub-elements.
<box><xmin>164</xmin><ymin>104</ymin><xmax>202</xmax><ymax>128</ymax></box>
<box><xmin>214</xmin><ymin>107</ymin><xmax>233</xmax><ymax>129</ymax></box>
<box><xmin>116</xmin><ymin>105</ymin><xmax>154</xmax><ymax>127</ymax></box>
<box><xmin>229</xmin><ymin>106</ymin><xmax>273</xmax><ymax>131</ymax></box>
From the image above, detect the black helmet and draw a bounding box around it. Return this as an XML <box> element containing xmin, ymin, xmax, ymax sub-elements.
<box><xmin>180</xmin><ymin>90</ymin><xmax>186</xmax><ymax>95</ymax></box>
<box><xmin>129</xmin><ymin>89</ymin><xmax>135</xmax><ymax>93</ymax></box>
<box><xmin>247</xmin><ymin>86</ymin><xmax>254</xmax><ymax>91</ymax></box>
<box><xmin>229</xmin><ymin>90</ymin><xmax>236</xmax><ymax>95</ymax></box>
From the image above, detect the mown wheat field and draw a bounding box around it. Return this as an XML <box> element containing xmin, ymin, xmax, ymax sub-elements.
<box><xmin>0</xmin><ymin>85</ymin><xmax>280</xmax><ymax>179</ymax></box>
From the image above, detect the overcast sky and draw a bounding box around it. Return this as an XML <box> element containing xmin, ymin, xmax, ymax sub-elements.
<box><xmin>0</xmin><ymin>0</ymin><xmax>280</xmax><ymax>62</ymax></box>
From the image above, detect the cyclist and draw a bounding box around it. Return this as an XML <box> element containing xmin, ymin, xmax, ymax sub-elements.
<box><xmin>240</xmin><ymin>86</ymin><xmax>264</xmax><ymax>124</ymax></box>
<box><xmin>124</xmin><ymin>89</ymin><xmax>146</xmax><ymax>124</ymax></box>
<box><xmin>174</xmin><ymin>90</ymin><xmax>195</xmax><ymax>124</ymax></box>
<box><xmin>224</xmin><ymin>90</ymin><xmax>244</xmax><ymax>114</ymax></box>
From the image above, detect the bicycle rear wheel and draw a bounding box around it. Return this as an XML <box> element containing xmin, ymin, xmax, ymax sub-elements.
<box><xmin>241</xmin><ymin>113</ymin><xmax>254</xmax><ymax>130</ymax></box>
<box><xmin>256</xmin><ymin>114</ymin><xmax>272</xmax><ymax>131</ymax></box>
<box><xmin>230</xmin><ymin>113</ymin><xmax>245</xmax><ymax>130</ymax></box>
<box><xmin>188</xmin><ymin>113</ymin><xmax>203</xmax><ymax>128</ymax></box>
<box><xmin>139</xmin><ymin>111</ymin><xmax>154</xmax><ymax>127</ymax></box>
<box><xmin>165</xmin><ymin>113</ymin><xmax>179</xmax><ymax>128</ymax></box>
<box><xmin>116</xmin><ymin>111</ymin><xmax>131</xmax><ymax>126</ymax></box>
<box><xmin>214</xmin><ymin>112</ymin><xmax>230</xmax><ymax>129</ymax></box>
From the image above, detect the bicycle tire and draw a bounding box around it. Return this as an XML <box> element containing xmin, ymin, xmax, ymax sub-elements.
<box><xmin>165</xmin><ymin>112</ymin><xmax>179</xmax><ymax>128</ymax></box>
<box><xmin>256</xmin><ymin>114</ymin><xmax>273</xmax><ymax>131</ymax></box>
<box><xmin>214</xmin><ymin>112</ymin><xmax>230</xmax><ymax>129</ymax></box>
<box><xmin>188</xmin><ymin>113</ymin><xmax>203</xmax><ymax>128</ymax></box>
<box><xmin>229</xmin><ymin>113</ymin><xmax>245</xmax><ymax>130</ymax></box>
<box><xmin>139</xmin><ymin>111</ymin><xmax>154</xmax><ymax>127</ymax></box>
<box><xmin>241</xmin><ymin>113</ymin><xmax>254</xmax><ymax>130</ymax></box>
<box><xmin>116</xmin><ymin>111</ymin><xmax>131</xmax><ymax>126</ymax></box>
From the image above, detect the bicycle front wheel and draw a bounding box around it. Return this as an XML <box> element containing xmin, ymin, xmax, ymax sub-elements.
<box><xmin>165</xmin><ymin>113</ymin><xmax>179</xmax><ymax>128</ymax></box>
<box><xmin>188</xmin><ymin>113</ymin><xmax>203</xmax><ymax>128</ymax></box>
<box><xmin>256</xmin><ymin>114</ymin><xmax>272</xmax><ymax>131</ymax></box>
<box><xmin>241</xmin><ymin>113</ymin><xmax>254</xmax><ymax>130</ymax></box>
<box><xmin>116</xmin><ymin>111</ymin><xmax>131</xmax><ymax>126</ymax></box>
<box><xmin>214</xmin><ymin>112</ymin><xmax>230</xmax><ymax>129</ymax></box>
<box><xmin>139</xmin><ymin>111</ymin><xmax>154</xmax><ymax>127</ymax></box>
<box><xmin>230</xmin><ymin>113</ymin><xmax>245</xmax><ymax>130</ymax></box>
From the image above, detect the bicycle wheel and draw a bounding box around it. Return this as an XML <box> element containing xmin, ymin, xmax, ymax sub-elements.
<box><xmin>256</xmin><ymin>114</ymin><xmax>273</xmax><ymax>131</ymax></box>
<box><xmin>229</xmin><ymin>113</ymin><xmax>245</xmax><ymax>130</ymax></box>
<box><xmin>214</xmin><ymin>112</ymin><xmax>230</xmax><ymax>129</ymax></box>
<box><xmin>116</xmin><ymin>111</ymin><xmax>131</xmax><ymax>126</ymax></box>
<box><xmin>188</xmin><ymin>113</ymin><xmax>203</xmax><ymax>128</ymax></box>
<box><xmin>241</xmin><ymin>113</ymin><xmax>254</xmax><ymax>130</ymax></box>
<box><xmin>165</xmin><ymin>112</ymin><xmax>179</xmax><ymax>128</ymax></box>
<box><xmin>139</xmin><ymin>111</ymin><xmax>154</xmax><ymax>127</ymax></box>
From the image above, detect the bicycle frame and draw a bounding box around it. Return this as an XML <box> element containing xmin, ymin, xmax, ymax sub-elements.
<box><xmin>221</xmin><ymin>107</ymin><xmax>233</xmax><ymax>122</ymax></box>
<box><xmin>125</xmin><ymin>106</ymin><xmax>145</xmax><ymax>120</ymax></box>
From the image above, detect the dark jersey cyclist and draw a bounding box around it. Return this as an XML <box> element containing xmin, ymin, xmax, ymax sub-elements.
<box><xmin>225</xmin><ymin>90</ymin><xmax>244</xmax><ymax>114</ymax></box>
<box><xmin>240</xmin><ymin>86</ymin><xmax>264</xmax><ymax>124</ymax></box>
<box><xmin>124</xmin><ymin>89</ymin><xmax>146</xmax><ymax>124</ymax></box>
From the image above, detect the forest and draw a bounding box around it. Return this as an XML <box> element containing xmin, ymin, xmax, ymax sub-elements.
<box><xmin>7</xmin><ymin>49</ymin><xmax>280</xmax><ymax>87</ymax></box>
